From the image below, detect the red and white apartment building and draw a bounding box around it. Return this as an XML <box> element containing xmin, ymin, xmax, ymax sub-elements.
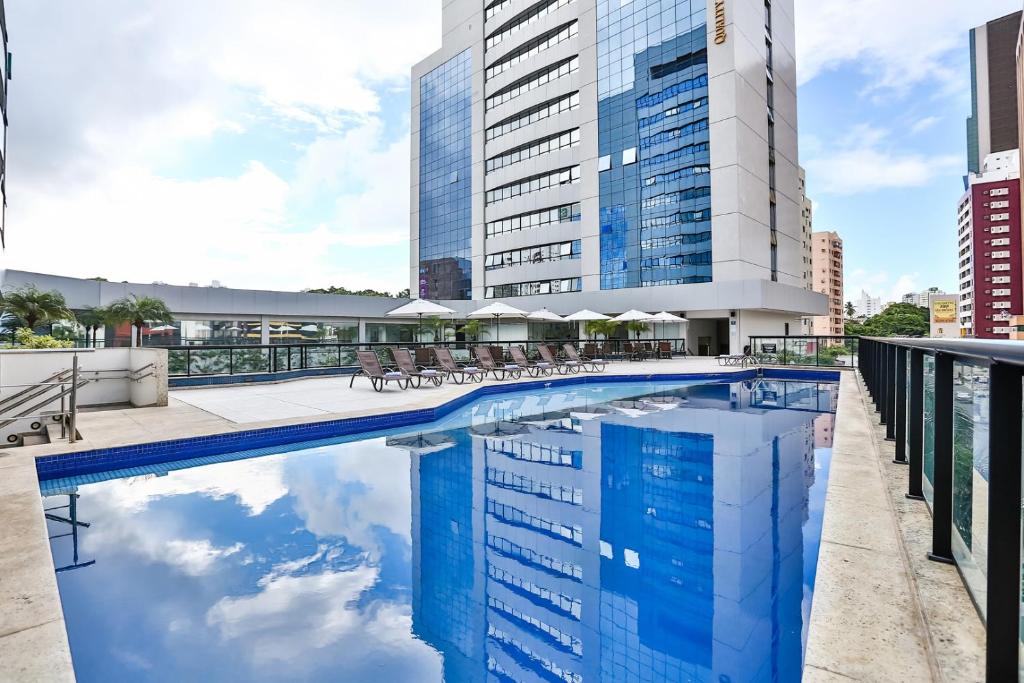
<box><xmin>958</xmin><ymin>150</ymin><xmax>1022</xmax><ymax>338</ymax></box>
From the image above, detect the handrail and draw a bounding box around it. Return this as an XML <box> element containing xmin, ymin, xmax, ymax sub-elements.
<box><xmin>859</xmin><ymin>335</ymin><xmax>1021</xmax><ymax>679</ymax></box>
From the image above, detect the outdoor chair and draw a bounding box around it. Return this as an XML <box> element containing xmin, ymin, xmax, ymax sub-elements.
<box><xmin>537</xmin><ymin>344</ymin><xmax>579</xmax><ymax>375</ymax></box>
<box><xmin>657</xmin><ymin>341</ymin><xmax>672</xmax><ymax>359</ymax></box>
<box><xmin>641</xmin><ymin>342</ymin><xmax>655</xmax><ymax>359</ymax></box>
<box><xmin>414</xmin><ymin>347</ymin><xmax>436</xmax><ymax>368</ymax></box>
<box><xmin>349</xmin><ymin>350</ymin><xmax>411</xmax><ymax>392</ymax></box>
<box><xmin>391</xmin><ymin>348</ymin><xmax>444</xmax><ymax>388</ymax></box>
<box><xmin>623</xmin><ymin>342</ymin><xmax>646</xmax><ymax>362</ymax></box>
<box><xmin>509</xmin><ymin>345</ymin><xmax>555</xmax><ymax>377</ymax></box>
<box><xmin>562</xmin><ymin>343</ymin><xmax>606</xmax><ymax>372</ymax></box>
<box><xmin>488</xmin><ymin>346</ymin><xmax>507</xmax><ymax>364</ymax></box>
<box><xmin>434</xmin><ymin>347</ymin><xmax>485</xmax><ymax>384</ymax></box>
<box><xmin>583</xmin><ymin>343</ymin><xmax>603</xmax><ymax>360</ymax></box>
<box><xmin>473</xmin><ymin>346</ymin><xmax>522</xmax><ymax>380</ymax></box>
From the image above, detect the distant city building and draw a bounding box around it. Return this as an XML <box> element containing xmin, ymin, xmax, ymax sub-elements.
<box><xmin>957</xmin><ymin>149</ymin><xmax>1022</xmax><ymax>339</ymax></box>
<box><xmin>855</xmin><ymin>289</ymin><xmax>882</xmax><ymax>318</ymax></box>
<box><xmin>967</xmin><ymin>10</ymin><xmax>1023</xmax><ymax>174</ymax></box>
<box><xmin>811</xmin><ymin>231</ymin><xmax>844</xmax><ymax>336</ymax></box>
<box><xmin>408</xmin><ymin>0</ymin><xmax>825</xmax><ymax>355</ymax></box>
<box><xmin>799</xmin><ymin>167</ymin><xmax>814</xmax><ymax>333</ymax></box>
<box><xmin>901</xmin><ymin>287</ymin><xmax>945</xmax><ymax>307</ymax></box>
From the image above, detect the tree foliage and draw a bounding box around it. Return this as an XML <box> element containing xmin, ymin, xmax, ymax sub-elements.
<box><xmin>15</xmin><ymin>328</ymin><xmax>74</xmax><ymax>349</ymax></box>
<box><xmin>1</xmin><ymin>285</ymin><xmax>75</xmax><ymax>330</ymax></box>
<box><xmin>107</xmin><ymin>295</ymin><xmax>174</xmax><ymax>346</ymax></box>
<box><xmin>844</xmin><ymin>303</ymin><xmax>929</xmax><ymax>338</ymax></box>
<box><xmin>585</xmin><ymin>319</ymin><xmax>620</xmax><ymax>339</ymax></box>
<box><xmin>304</xmin><ymin>285</ymin><xmax>410</xmax><ymax>298</ymax></box>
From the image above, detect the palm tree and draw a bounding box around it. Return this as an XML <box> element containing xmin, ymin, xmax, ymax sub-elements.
<box><xmin>106</xmin><ymin>295</ymin><xmax>173</xmax><ymax>347</ymax></box>
<box><xmin>585</xmin><ymin>319</ymin><xmax>620</xmax><ymax>340</ymax></box>
<box><xmin>458</xmin><ymin>319</ymin><xmax>485</xmax><ymax>342</ymax></box>
<box><xmin>76</xmin><ymin>306</ymin><xmax>108</xmax><ymax>348</ymax></box>
<box><xmin>626</xmin><ymin>320</ymin><xmax>649</xmax><ymax>341</ymax></box>
<box><xmin>0</xmin><ymin>285</ymin><xmax>75</xmax><ymax>331</ymax></box>
<box><xmin>845</xmin><ymin>301</ymin><xmax>856</xmax><ymax>318</ymax></box>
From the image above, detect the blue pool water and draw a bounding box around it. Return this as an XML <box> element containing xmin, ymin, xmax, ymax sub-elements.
<box><xmin>44</xmin><ymin>378</ymin><xmax>837</xmax><ymax>682</ymax></box>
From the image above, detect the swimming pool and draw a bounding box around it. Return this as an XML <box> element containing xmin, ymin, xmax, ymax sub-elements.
<box><xmin>43</xmin><ymin>377</ymin><xmax>838</xmax><ymax>682</ymax></box>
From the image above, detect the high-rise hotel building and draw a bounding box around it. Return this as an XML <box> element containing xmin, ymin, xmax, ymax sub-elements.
<box><xmin>410</xmin><ymin>0</ymin><xmax>824</xmax><ymax>355</ymax></box>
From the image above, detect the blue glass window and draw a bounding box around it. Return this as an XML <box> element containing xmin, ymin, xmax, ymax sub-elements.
<box><xmin>597</xmin><ymin>0</ymin><xmax>712</xmax><ymax>290</ymax></box>
<box><xmin>419</xmin><ymin>49</ymin><xmax>473</xmax><ymax>300</ymax></box>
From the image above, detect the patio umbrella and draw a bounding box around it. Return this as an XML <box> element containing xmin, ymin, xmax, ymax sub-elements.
<box><xmin>149</xmin><ymin>324</ymin><xmax>176</xmax><ymax>332</ymax></box>
<box><xmin>468</xmin><ymin>302</ymin><xmax>527</xmax><ymax>343</ymax></box>
<box><xmin>612</xmin><ymin>310</ymin><xmax>654</xmax><ymax>340</ymax></box>
<box><xmin>299</xmin><ymin>324</ymin><xmax>319</xmax><ymax>332</ymax></box>
<box><xmin>386</xmin><ymin>299</ymin><xmax>456</xmax><ymax>342</ymax></box>
<box><xmin>647</xmin><ymin>311</ymin><xmax>688</xmax><ymax>340</ymax></box>
<box><xmin>565</xmin><ymin>309</ymin><xmax>610</xmax><ymax>340</ymax></box>
<box><xmin>527</xmin><ymin>309</ymin><xmax>565</xmax><ymax>322</ymax></box>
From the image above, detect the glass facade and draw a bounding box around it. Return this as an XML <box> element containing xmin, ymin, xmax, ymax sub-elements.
<box><xmin>418</xmin><ymin>49</ymin><xmax>473</xmax><ymax>300</ymax></box>
<box><xmin>597</xmin><ymin>0</ymin><xmax>712</xmax><ymax>290</ymax></box>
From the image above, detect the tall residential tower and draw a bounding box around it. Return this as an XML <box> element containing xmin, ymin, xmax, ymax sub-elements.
<box><xmin>411</xmin><ymin>0</ymin><xmax>824</xmax><ymax>355</ymax></box>
<box><xmin>967</xmin><ymin>10</ymin><xmax>1022</xmax><ymax>174</ymax></box>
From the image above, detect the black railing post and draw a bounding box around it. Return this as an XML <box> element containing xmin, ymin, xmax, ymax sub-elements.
<box><xmin>229</xmin><ymin>347</ymin><xmax>234</xmax><ymax>376</ymax></box>
<box><xmin>893</xmin><ymin>346</ymin><xmax>907</xmax><ymax>463</ymax></box>
<box><xmin>985</xmin><ymin>362</ymin><xmax>1023</xmax><ymax>680</ymax></box>
<box><xmin>907</xmin><ymin>349</ymin><xmax>925</xmax><ymax>500</ymax></box>
<box><xmin>884</xmin><ymin>344</ymin><xmax>896</xmax><ymax>440</ymax></box>
<box><xmin>928</xmin><ymin>351</ymin><xmax>955</xmax><ymax>564</ymax></box>
<box><xmin>878</xmin><ymin>342</ymin><xmax>889</xmax><ymax>424</ymax></box>
<box><xmin>186</xmin><ymin>348</ymin><xmax>192</xmax><ymax>377</ymax></box>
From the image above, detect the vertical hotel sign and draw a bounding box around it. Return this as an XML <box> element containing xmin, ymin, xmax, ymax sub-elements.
<box><xmin>714</xmin><ymin>1</ymin><xmax>727</xmax><ymax>44</ymax></box>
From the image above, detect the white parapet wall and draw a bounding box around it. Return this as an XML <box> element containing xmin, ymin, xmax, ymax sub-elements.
<box><xmin>0</xmin><ymin>348</ymin><xmax>168</xmax><ymax>412</ymax></box>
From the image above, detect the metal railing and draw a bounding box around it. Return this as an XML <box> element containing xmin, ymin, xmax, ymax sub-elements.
<box><xmin>0</xmin><ymin>355</ymin><xmax>81</xmax><ymax>444</ymax></box>
<box><xmin>860</xmin><ymin>336</ymin><xmax>1022</xmax><ymax>680</ymax></box>
<box><xmin>167</xmin><ymin>338</ymin><xmax>694</xmax><ymax>378</ymax></box>
<box><xmin>748</xmin><ymin>336</ymin><xmax>859</xmax><ymax>368</ymax></box>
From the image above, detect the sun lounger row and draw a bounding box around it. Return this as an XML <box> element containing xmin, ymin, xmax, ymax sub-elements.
<box><xmin>349</xmin><ymin>344</ymin><xmax>608</xmax><ymax>391</ymax></box>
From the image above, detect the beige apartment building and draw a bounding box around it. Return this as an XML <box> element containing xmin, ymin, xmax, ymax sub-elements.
<box><xmin>811</xmin><ymin>231</ymin><xmax>844</xmax><ymax>336</ymax></box>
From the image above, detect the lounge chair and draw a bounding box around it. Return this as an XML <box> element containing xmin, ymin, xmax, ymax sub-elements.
<box><xmin>434</xmin><ymin>347</ymin><xmax>485</xmax><ymax>384</ymax></box>
<box><xmin>562</xmin><ymin>343</ymin><xmax>606</xmax><ymax>372</ymax></box>
<box><xmin>509</xmin><ymin>346</ymin><xmax>554</xmax><ymax>377</ymax></box>
<box><xmin>583</xmin><ymin>343</ymin><xmax>603</xmax><ymax>360</ymax></box>
<box><xmin>414</xmin><ymin>347</ymin><xmax>436</xmax><ymax>368</ymax></box>
<box><xmin>474</xmin><ymin>346</ymin><xmax>522</xmax><ymax>380</ymax></box>
<box><xmin>623</xmin><ymin>342</ymin><xmax>646</xmax><ymax>362</ymax></box>
<box><xmin>349</xmin><ymin>350</ymin><xmax>411</xmax><ymax>392</ymax></box>
<box><xmin>657</xmin><ymin>341</ymin><xmax>673</xmax><ymax>359</ymax></box>
<box><xmin>391</xmin><ymin>348</ymin><xmax>444</xmax><ymax>388</ymax></box>
<box><xmin>537</xmin><ymin>344</ymin><xmax>579</xmax><ymax>375</ymax></box>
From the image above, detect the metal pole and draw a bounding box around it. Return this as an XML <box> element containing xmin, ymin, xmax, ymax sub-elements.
<box><xmin>907</xmin><ymin>349</ymin><xmax>925</xmax><ymax>500</ymax></box>
<box><xmin>878</xmin><ymin>342</ymin><xmax>889</xmax><ymax>424</ymax></box>
<box><xmin>885</xmin><ymin>344</ymin><xmax>896</xmax><ymax>439</ymax></box>
<box><xmin>928</xmin><ymin>352</ymin><xmax>955</xmax><ymax>564</ymax></box>
<box><xmin>985</xmin><ymin>362</ymin><xmax>1022</xmax><ymax>680</ymax></box>
<box><xmin>893</xmin><ymin>347</ymin><xmax>908</xmax><ymax>463</ymax></box>
<box><xmin>68</xmin><ymin>355</ymin><xmax>78</xmax><ymax>444</ymax></box>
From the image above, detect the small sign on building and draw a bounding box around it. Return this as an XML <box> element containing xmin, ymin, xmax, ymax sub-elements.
<box><xmin>929</xmin><ymin>295</ymin><xmax>959</xmax><ymax>339</ymax></box>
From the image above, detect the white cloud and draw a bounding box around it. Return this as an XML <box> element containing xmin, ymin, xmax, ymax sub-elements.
<box><xmin>795</xmin><ymin>0</ymin><xmax>1023</xmax><ymax>93</ymax></box>
<box><xmin>846</xmin><ymin>268</ymin><xmax>922</xmax><ymax>304</ymax></box>
<box><xmin>910</xmin><ymin>116</ymin><xmax>941</xmax><ymax>135</ymax></box>
<box><xmin>1</xmin><ymin>1</ymin><xmax>435</xmax><ymax>292</ymax></box>
<box><xmin>803</xmin><ymin>124</ymin><xmax>960</xmax><ymax>195</ymax></box>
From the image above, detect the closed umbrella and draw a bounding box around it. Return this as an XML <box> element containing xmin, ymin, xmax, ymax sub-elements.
<box><xmin>386</xmin><ymin>299</ymin><xmax>456</xmax><ymax>342</ymax></box>
<box><xmin>468</xmin><ymin>303</ymin><xmax>527</xmax><ymax>343</ymax></box>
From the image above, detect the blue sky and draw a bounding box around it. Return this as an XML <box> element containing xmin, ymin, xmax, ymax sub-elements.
<box><xmin>0</xmin><ymin>0</ymin><xmax>1021</xmax><ymax>301</ymax></box>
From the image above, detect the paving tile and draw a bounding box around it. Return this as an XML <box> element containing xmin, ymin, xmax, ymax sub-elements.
<box><xmin>0</xmin><ymin>620</ymin><xmax>74</xmax><ymax>683</ymax></box>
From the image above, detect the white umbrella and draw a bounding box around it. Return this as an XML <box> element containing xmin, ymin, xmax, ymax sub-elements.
<box><xmin>193</xmin><ymin>324</ymin><xmax>212</xmax><ymax>332</ymax></box>
<box><xmin>385</xmin><ymin>433</ymin><xmax>456</xmax><ymax>455</ymax></box>
<box><xmin>612</xmin><ymin>310</ymin><xmax>654</xmax><ymax>341</ymax></box>
<box><xmin>647</xmin><ymin>311</ymin><xmax>688</xmax><ymax>340</ymax></box>
<box><xmin>565</xmin><ymin>309</ymin><xmax>611</xmax><ymax>340</ymax></box>
<box><xmin>299</xmin><ymin>324</ymin><xmax>319</xmax><ymax>332</ymax></box>
<box><xmin>468</xmin><ymin>303</ymin><xmax>527</xmax><ymax>342</ymax></box>
<box><xmin>148</xmin><ymin>324</ymin><xmax>176</xmax><ymax>332</ymax></box>
<box><xmin>226</xmin><ymin>326</ymin><xmax>243</xmax><ymax>332</ymax></box>
<box><xmin>273</xmin><ymin>325</ymin><xmax>296</xmax><ymax>334</ymax></box>
<box><xmin>527</xmin><ymin>309</ymin><xmax>565</xmax><ymax>322</ymax></box>
<box><xmin>386</xmin><ymin>299</ymin><xmax>456</xmax><ymax>341</ymax></box>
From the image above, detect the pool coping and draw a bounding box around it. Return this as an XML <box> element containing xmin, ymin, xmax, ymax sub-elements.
<box><xmin>0</xmin><ymin>367</ymin><xmax>839</xmax><ymax>682</ymax></box>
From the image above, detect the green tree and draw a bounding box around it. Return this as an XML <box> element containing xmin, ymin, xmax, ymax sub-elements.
<box><xmin>585</xmin><ymin>319</ymin><xmax>620</xmax><ymax>340</ymax></box>
<box><xmin>14</xmin><ymin>328</ymin><xmax>74</xmax><ymax>349</ymax></box>
<box><xmin>845</xmin><ymin>301</ymin><xmax>856</xmax><ymax>318</ymax></box>
<box><xmin>425</xmin><ymin>316</ymin><xmax>453</xmax><ymax>342</ymax></box>
<box><xmin>304</xmin><ymin>285</ymin><xmax>407</xmax><ymax>298</ymax></box>
<box><xmin>626</xmin><ymin>321</ymin><xmax>649</xmax><ymax>340</ymax></box>
<box><xmin>1</xmin><ymin>285</ymin><xmax>75</xmax><ymax>330</ymax></box>
<box><xmin>77</xmin><ymin>306</ymin><xmax>108</xmax><ymax>348</ymax></box>
<box><xmin>845</xmin><ymin>303</ymin><xmax>929</xmax><ymax>338</ymax></box>
<box><xmin>106</xmin><ymin>295</ymin><xmax>174</xmax><ymax>347</ymax></box>
<box><xmin>458</xmin><ymin>319</ymin><xmax>486</xmax><ymax>341</ymax></box>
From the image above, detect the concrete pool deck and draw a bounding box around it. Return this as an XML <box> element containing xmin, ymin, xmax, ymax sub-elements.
<box><xmin>0</xmin><ymin>360</ymin><xmax>984</xmax><ymax>681</ymax></box>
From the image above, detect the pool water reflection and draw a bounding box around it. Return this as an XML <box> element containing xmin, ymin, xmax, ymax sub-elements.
<box><xmin>44</xmin><ymin>378</ymin><xmax>837</xmax><ymax>682</ymax></box>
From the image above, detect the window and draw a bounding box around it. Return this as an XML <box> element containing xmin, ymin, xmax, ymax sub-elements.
<box><xmin>643</xmin><ymin>164</ymin><xmax>710</xmax><ymax>186</ymax></box>
<box><xmin>486</xmin><ymin>128</ymin><xmax>580</xmax><ymax>173</ymax></box>
<box><xmin>486</xmin><ymin>56</ymin><xmax>579</xmax><ymax>110</ymax></box>
<box><xmin>637</xmin><ymin>97</ymin><xmax>708</xmax><ymax>129</ymax></box>
<box><xmin>486</xmin><ymin>92</ymin><xmax>579</xmax><ymax>142</ymax></box>
<box><xmin>484</xmin><ymin>240</ymin><xmax>581</xmax><ymax>270</ymax></box>
<box><xmin>485</xmin><ymin>21</ymin><xmax>578</xmax><ymax>81</ymax></box>
<box><xmin>485</xmin><ymin>277</ymin><xmax>582</xmax><ymax>298</ymax></box>
<box><xmin>485</xmin><ymin>166</ymin><xmax>581</xmax><ymax>205</ymax></box>
<box><xmin>640</xmin><ymin>118</ymin><xmax>710</xmax><ymax>148</ymax></box>
<box><xmin>622</xmin><ymin>147</ymin><xmax>637</xmax><ymax>165</ymax></box>
<box><xmin>598</xmin><ymin>155</ymin><xmax>611</xmax><ymax>171</ymax></box>
<box><xmin>486</xmin><ymin>202</ymin><xmax>580</xmax><ymax>237</ymax></box>
<box><xmin>636</xmin><ymin>73</ymin><xmax>710</xmax><ymax>109</ymax></box>
<box><xmin>485</xmin><ymin>0</ymin><xmax>575</xmax><ymax>49</ymax></box>
<box><xmin>990</xmin><ymin>213</ymin><xmax>1010</xmax><ymax>221</ymax></box>
<box><xmin>484</xmin><ymin>0</ymin><xmax>515</xmax><ymax>21</ymax></box>
<box><xmin>990</xmin><ymin>187</ymin><xmax>1010</xmax><ymax>197</ymax></box>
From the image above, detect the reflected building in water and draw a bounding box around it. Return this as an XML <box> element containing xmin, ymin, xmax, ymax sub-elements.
<box><xmin>411</xmin><ymin>382</ymin><xmax>834</xmax><ymax>682</ymax></box>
